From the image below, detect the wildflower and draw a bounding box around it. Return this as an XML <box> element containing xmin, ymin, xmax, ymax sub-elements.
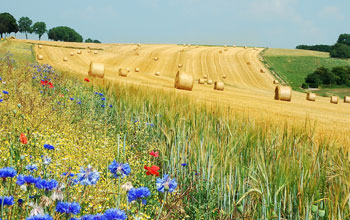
<box><xmin>18</xmin><ymin>199</ymin><xmax>24</xmax><ymax>204</ymax></box>
<box><xmin>144</xmin><ymin>165</ymin><xmax>160</xmax><ymax>176</ymax></box>
<box><xmin>62</xmin><ymin>172</ymin><xmax>75</xmax><ymax>177</ymax></box>
<box><xmin>48</xmin><ymin>82</ymin><xmax>54</xmax><ymax>89</ymax></box>
<box><xmin>43</xmin><ymin>144</ymin><xmax>54</xmax><ymax>150</ymax></box>
<box><xmin>156</xmin><ymin>174</ymin><xmax>177</xmax><ymax>193</ymax></box>
<box><xmin>70</xmin><ymin>98</ymin><xmax>74</xmax><ymax>101</ymax></box>
<box><xmin>2</xmin><ymin>91</ymin><xmax>8</xmax><ymax>95</ymax></box>
<box><xmin>101</xmin><ymin>97</ymin><xmax>106</xmax><ymax>101</ymax></box>
<box><xmin>127</xmin><ymin>187</ymin><xmax>151</xmax><ymax>203</ymax></box>
<box><xmin>26</xmin><ymin>164</ymin><xmax>38</xmax><ymax>172</ymax></box>
<box><xmin>28</xmin><ymin>202</ymin><xmax>44</xmax><ymax>216</ymax></box>
<box><xmin>0</xmin><ymin>196</ymin><xmax>14</xmax><ymax>206</ymax></box>
<box><xmin>181</xmin><ymin>163</ymin><xmax>187</xmax><ymax>167</ymax></box>
<box><xmin>42</xmin><ymin>156</ymin><xmax>52</xmax><ymax>165</ymax></box>
<box><xmin>20</xmin><ymin>133</ymin><xmax>28</xmax><ymax>144</ymax></box>
<box><xmin>56</xmin><ymin>202</ymin><xmax>81</xmax><ymax>215</ymax></box>
<box><xmin>146</xmin><ymin>123</ymin><xmax>154</xmax><ymax>127</ymax></box>
<box><xmin>40</xmin><ymin>196</ymin><xmax>52</xmax><ymax>207</ymax></box>
<box><xmin>75</xmin><ymin>165</ymin><xmax>100</xmax><ymax>185</ymax></box>
<box><xmin>109</xmin><ymin>104</ymin><xmax>113</xmax><ymax>108</ymax></box>
<box><xmin>40</xmin><ymin>80</ymin><xmax>48</xmax><ymax>86</ymax></box>
<box><xmin>98</xmin><ymin>93</ymin><xmax>103</xmax><ymax>96</ymax></box>
<box><xmin>59</xmin><ymin>94</ymin><xmax>64</xmax><ymax>97</ymax></box>
<box><xmin>84</xmin><ymin>78</ymin><xmax>90</xmax><ymax>82</ymax></box>
<box><xmin>81</xmin><ymin>214</ymin><xmax>106</xmax><ymax>220</ymax></box>
<box><xmin>77</xmin><ymin>101</ymin><xmax>82</xmax><ymax>105</ymax></box>
<box><xmin>104</xmin><ymin>208</ymin><xmax>127</xmax><ymax>220</ymax></box>
<box><xmin>0</xmin><ymin>99</ymin><xmax>3</xmax><ymax>102</ymax></box>
<box><xmin>108</xmin><ymin>161</ymin><xmax>131</xmax><ymax>178</ymax></box>
<box><xmin>35</xmin><ymin>178</ymin><xmax>58</xmax><ymax>191</ymax></box>
<box><xmin>51</xmin><ymin>187</ymin><xmax>64</xmax><ymax>201</ymax></box>
<box><xmin>121</xmin><ymin>182</ymin><xmax>133</xmax><ymax>191</ymax></box>
<box><xmin>0</xmin><ymin>167</ymin><xmax>17</xmax><ymax>179</ymax></box>
<box><xmin>16</xmin><ymin>174</ymin><xmax>38</xmax><ymax>185</ymax></box>
<box><xmin>149</xmin><ymin>151</ymin><xmax>159</xmax><ymax>157</ymax></box>
<box><xmin>26</xmin><ymin>214</ymin><xmax>53</xmax><ymax>220</ymax></box>
<box><xmin>101</xmin><ymin>104</ymin><xmax>105</xmax><ymax>108</ymax></box>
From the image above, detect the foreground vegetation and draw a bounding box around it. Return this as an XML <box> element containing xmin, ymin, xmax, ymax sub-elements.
<box><xmin>262</xmin><ymin>48</ymin><xmax>350</xmax><ymax>96</ymax></box>
<box><xmin>1</xmin><ymin>46</ymin><xmax>350</xmax><ymax>219</ymax></box>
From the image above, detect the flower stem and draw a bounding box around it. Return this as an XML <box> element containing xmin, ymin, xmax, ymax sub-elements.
<box><xmin>156</xmin><ymin>192</ymin><xmax>167</xmax><ymax>220</ymax></box>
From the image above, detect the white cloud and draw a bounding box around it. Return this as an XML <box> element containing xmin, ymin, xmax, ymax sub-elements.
<box><xmin>319</xmin><ymin>5</ymin><xmax>345</xmax><ymax>21</ymax></box>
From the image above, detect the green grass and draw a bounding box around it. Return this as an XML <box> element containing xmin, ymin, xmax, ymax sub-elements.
<box><xmin>262</xmin><ymin>48</ymin><xmax>350</xmax><ymax>95</ymax></box>
<box><xmin>0</xmin><ymin>39</ymin><xmax>35</xmax><ymax>63</ymax></box>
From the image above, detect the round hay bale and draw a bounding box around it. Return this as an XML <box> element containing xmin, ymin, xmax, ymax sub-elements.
<box><xmin>135</xmin><ymin>67</ymin><xmax>140</xmax><ymax>72</ymax></box>
<box><xmin>70</xmin><ymin>52</ymin><xmax>74</xmax><ymax>56</ymax></box>
<box><xmin>330</xmin><ymin>96</ymin><xmax>338</xmax><ymax>104</ymax></box>
<box><xmin>77</xmin><ymin>50</ymin><xmax>82</xmax><ymax>54</ymax></box>
<box><xmin>207</xmin><ymin>79</ymin><xmax>213</xmax><ymax>85</ymax></box>
<box><xmin>154</xmin><ymin>57</ymin><xmax>159</xmax><ymax>61</ymax></box>
<box><xmin>196</xmin><ymin>45</ymin><xmax>199</xmax><ymax>48</ymax></box>
<box><xmin>214</xmin><ymin>81</ymin><xmax>224</xmax><ymax>91</ymax></box>
<box><xmin>126</xmin><ymin>67</ymin><xmax>130</xmax><ymax>72</ymax></box>
<box><xmin>37</xmin><ymin>54</ymin><xmax>43</xmax><ymax>60</ymax></box>
<box><xmin>247</xmin><ymin>61</ymin><xmax>251</xmax><ymax>65</ymax></box>
<box><xmin>224</xmin><ymin>48</ymin><xmax>228</xmax><ymax>51</ymax></box>
<box><xmin>219</xmin><ymin>50</ymin><xmax>223</xmax><ymax>54</ymax></box>
<box><xmin>306</xmin><ymin>92</ymin><xmax>316</xmax><ymax>101</ymax></box>
<box><xmin>260</xmin><ymin>69</ymin><xmax>265</xmax><ymax>73</ymax></box>
<box><xmin>274</xmin><ymin>86</ymin><xmax>291</xmax><ymax>101</ymax></box>
<box><xmin>178</xmin><ymin>64</ymin><xmax>183</xmax><ymax>68</ymax></box>
<box><xmin>203</xmin><ymin>74</ymin><xmax>208</xmax><ymax>79</ymax></box>
<box><xmin>137</xmin><ymin>43</ymin><xmax>141</xmax><ymax>47</ymax></box>
<box><xmin>273</xmin><ymin>80</ymin><xmax>279</xmax><ymax>84</ymax></box>
<box><xmin>344</xmin><ymin>96</ymin><xmax>350</xmax><ymax>103</ymax></box>
<box><xmin>63</xmin><ymin>57</ymin><xmax>68</xmax><ymax>62</ymax></box>
<box><xmin>9</xmin><ymin>36</ymin><xmax>15</xmax><ymax>39</ymax></box>
<box><xmin>38</xmin><ymin>45</ymin><xmax>42</xmax><ymax>49</ymax></box>
<box><xmin>244</xmin><ymin>46</ymin><xmax>247</xmax><ymax>49</ymax></box>
<box><xmin>88</xmin><ymin>62</ymin><xmax>104</xmax><ymax>78</ymax></box>
<box><xmin>155</xmin><ymin>71</ymin><xmax>160</xmax><ymax>76</ymax></box>
<box><xmin>94</xmin><ymin>51</ymin><xmax>98</xmax><ymax>54</ymax></box>
<box><xmin>119</xmin><ymin>68</ymin><xmax>128</xmax><ymax>77</ymax></box>
<box><xmin>233</xmin><ymin>45</ymin><xmax>236</xmax><ymax>48</ymax></box>
<box><xmin>223</xmin><ymin>74</ymin><xmax>227</xmax><ymax>79</ymax></box>
<box><xmin>174</xmin><ymin>71</ymin><xmax>194</xmax><ymax>91</ymax></box>
<box><xmin>198</xmin><ymin>78</ymin><xmax>205</xmax><ymax>84</ymax></box>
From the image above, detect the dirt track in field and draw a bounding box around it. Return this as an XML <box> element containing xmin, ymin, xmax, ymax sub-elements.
<box><xmin>13</xmin><ymin>39</ymin><xmax>350</xmax><ymax>145</ymax></box>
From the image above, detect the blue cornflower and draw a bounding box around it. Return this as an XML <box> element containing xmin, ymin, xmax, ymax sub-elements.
<box><xmin>127</xmin><ymin>187</ymin><xmax>151</xmax><ymax>203</ymax></box>
<box><xmin>2</xmin><ymin>91</ymin><xmax>8</xmax><ymax>95</ymax></box>
<box><xmin>75</xmin><ymin>165</ymin><xmax>100</xmax><ymax>185</ymax></box>
<box><xmin>57</xmin><ymin>101</ymin><xmax>61</xmax><ymax>105</ymax></box>
<box><xmin>56</xmin><ymin>202</ymin><xmax>81</xmax><ymax>215</ymax></box>
<box><xmin>16</xmin><ymin>174</ymin><xmax>38</xmax><ymax>185</ymax></box>
<box><xmin>108</xmin><ymin>161</ymin><xmax>131</xmax><ymax>178</ymax></box>
<box><xmin>109</xmin><ymin>104</ymin><xmax>113</xmax><ymax>108</ymax></box>
<box><xmin>44</xmin><ymin>144</ymin><xmax>54</xmax><ymax>150</ymax></box>
<box><xmin>26</xmin><ymin>214</ymin><xmax>53</xmax><ymax>220</ymax></box>
<box><xmin>77</xmin><ymin>101</ymin><xmax>82</xmax><ymax>105</ymax></box>
<box><xmin>156</xmin><ymin>174</ymin><xmax>178</xmax><ymax>193</ymax></box>
<box><xmin>101</xmin><ymin>104</ymin><xmax>105</xmax><ymax>108</ymax></box>
<box><xmin>42</xmin><ymin>156</ymin><xmax>52</xmax><ymax>165</ymax></box>
<box><xmin>81</xmin><ymin>214</ymin><xmax>106</xmax><ymax>220</ymax></box>
<box><xmin>17</xmin><ymin>199</ymin><xmax>24</xmax><ymax>204</ymax></box>
<box><xmin>0</xmin><ymin>99</ymin><xmax>3</xmax><ymax>103</ymax></box>
<box><xmin>94</xmin><ymin>92</ymin><xmax>98</xmax><ymax>95</ymax></box>
<box><xmin>70</xmin><ymin>98</ymin><xmax>74</xmax><ymax>101</ymax></box>
<box><xmin>146</xmin><ymin>123</ymin><xmax>154</xmax><ymax>127</ymax></box>
<box><xmin>98</xmin><ymin>93</ymin><xmax>103</xmax><ymax>96</ymax></box>
<box><xmin>181</xmin><ymin>163</ymin><xmax>187</xmax><ymax>167</ymax></box>
<box><xmin>101</xmin><ymin>97</ymin><xmax>106</xmax><ymax>101</ymax></box>
<box><xmin>0</xmin><ymin>77</ymin><xmax>2</xmax><ymax>80</ymax></box>
<box><xmin>104</xmin><ymin>208</ymin><xmax>127</xmax><ymax>220</ymax></box>
<box><xmin>35</xmin><ymin>177</ymin><xmax>58</xmax><ymax>191</ymax></box>
<box><xmin>0</xmin><ymin>167</ymin><xmax>17</xmax><ymax>179</ymax></box>
<box><xmin>26</xmin><ymin>164</ymin><xmax>38</xmax><ymax>172</ymax></box>
<box><xmin>62</xmin><ymin>172</ymin><xmax>75</xmax><ymax>177</ymax></box>
<box><xmin>0</xmin><ymin>196</ymin><xmax>14</xmax><ymax>206</ymax></box>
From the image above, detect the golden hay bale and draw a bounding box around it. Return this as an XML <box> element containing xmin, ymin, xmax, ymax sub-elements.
<box><xmin>344</xmin><ymin>96</ymin><xmax>350</xmax><ymax>103</ymax></box>
<box><xmin>233</xmin><ymin>45</ymin><xmax>236</xmax><ymax>48</ymax></box>
<box><xmin>247</xmin><ymin>61</ymin><xmax>251</xmax><ymax>65</ymax></box>
<box><xmin>178</xmin><ymin>64</ymin><xmax>183</xmax><ymax>68</ymax></box>
<box><xmin>70</xmin><ymin>52</ymin><xmax>74</xmax><ymax>56</ymax></box>
<box><xmin>9</xmin><ymin>36</ymin><xmax>15</xmax><ymax>39</ymax></box>
<box><xmin>219</xmin><ymin>50</ymin><xmax>223</xmax><ymax>54</ymax></box>
<box><xmin>126</xmin><ymin>67</ymin><xmax>130</xmax><ymax>72</ymax></box>
<box><xmin>38</xmin><ymin>45</ymin><xmax>42</xmax><ymax>49</ymax></box>
<box><xmin>94</xmin><ymin>51</ymin><xmax>98</xmax><ymax>54</ymax></box>
<box><xmin>273</xmin><ymin>80</ymin><xmax>279</xmax><ymax>84</ymax></box>
<box><xmin>306</xmin><ymin>92</ymin><xmax>316</xmax><ymax>101</ymax></box>
<box><xmin>137</xmin><ymin>43</ymin><xmax>141</xmax><ymax>47</ymax></box>
<box><xmin>223</xmin><ymin>74</ymin><xmax>227</xmax><ymax>79</ymax></box>
<box><xmin>118</xmin><ymin>68</ymin><xmax>128</xmax><ymax>77</ymax></box>
<box><xmin>88</xmin><ymin>62</ymin><xmax>104</xmax><ymax>78</ymax></box>
<box><xmin>174</xmin><ymin>71</ymin><xmax>194</xmax><ymax>91</ymax></box>
<box><xmin>274</xmin><ymin>86</ymin><xmax>291</xmax><ymax>101</ymax></box>
<box><xmin>244</xmin><ymin>46</ymin><xmax>247</xmax><ymax>49</ymax></box>
<box><xmin>154</xmin><ymin>57</ymin><xmax>159</xmax><ymax>61</ymax></box>
<box><xmin>63</xmin><ymin>57</ymin><xmax>68</xmax><ymax>62</ymax></box>
<box><xmin>135</xmin><ymin>67</ymin><xmax>140</xmax><ymax>72</ymax></box>
<box><xmin>196</xmin><ymin>45</ymin><xmax>199</xmax><ymax>48</ymax></box>
<box><xmin>198</xmin><ymin>78</ymin><xmax>205</xmax><ymax>84</ymax></box>
<box><xmin>203</xmin><ymin>74</ymin><xmax>208</xmax><ymax>79</ymax></box>
<box><xmin>155</xmin><ymin>71</ymin><xmax>160</xmax><ymax>76</ymax></box>
<box><xmin>330</xmin><ymin>96</ymin><xmax>338</xmax><ymax>104</ymax></box>
<box><xmin>260</xmin><ymin>69</ymin><xmax>265</xmax><ymax>73</ymax></box>
<box><xmin>214</xmin><ymin>81</ymin><xmax>224</xmax><ymax>91</ymax></box>
<box><xmin>77</xmin><ymin>50</ymin><xmax>82</xmax><ymax>54</ymax></box>
<box><xmin>224</xmin><ymin>48</ymin><xmax>228</xmax><ymax>51</ymax></box>
<box><xmin>207</xmin><ymin>79</ymin><xmax>213</xmax><ymax>85</ymax></box>
<box><xmin>37</xmin><ymin>54</ymin><xmax>43</xmax><ymax>60</ymax></box>
<box><xmin>188</xmin><ymin>44</ymin><xmax>191</xmax><ymax>47</ymax></box>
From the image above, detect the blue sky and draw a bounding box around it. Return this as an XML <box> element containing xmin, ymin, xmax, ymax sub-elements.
<box><xmin>2</xmin><ymin>0</ymin><xmax>349</xmax><ymax>48</ymax></box>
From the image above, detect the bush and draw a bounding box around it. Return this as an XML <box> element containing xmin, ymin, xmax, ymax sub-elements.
<box><xmin>305</xmin><ymin>65</ymin><xmax>350</xmax><ymax>87</ymax></box>
<box><xmin>330</xmin><ymin>43</ymin><xmax>350</xmax><ymax>58</ymax></box>
<box><xmin>301</xmin><ymin>83</ymin><xmax>309</xmax><ymax>89</ymax></box>
<box><xmin>296</xmin><ymin>44</ymin><xmax>332</xmax><ymax>53</ymax></box>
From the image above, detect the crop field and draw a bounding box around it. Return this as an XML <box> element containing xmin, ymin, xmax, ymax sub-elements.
<box><xmin>1</xmin><ymin>39</ymin><xmax>350</xmax><ymax>219</ymax></box>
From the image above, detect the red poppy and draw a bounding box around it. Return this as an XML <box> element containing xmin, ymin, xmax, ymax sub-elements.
<box><xmin>59</xmin><ymin>94</ymin><xmax>64</xmax><ymax>97</ymax></box>
<box><xmin>20</xmin><ymin>133</ymin><xmax>28</xmax><ymax>144</ymax></box>
<box><xmin>48</xmin><ymin>82</ymin><xmax>54</xmax><ymax>88</ymax></box>
<box><xmin>84</xmin><ymin>78</ymin><xmax>90</xmax><ymax>82</ymax></box>
<box><xmin>144</xmin><ymin>165</ymin><xmax>160</xmax><ymax>176</ymax></box>
<box><xmin>40</xmin><ymin>80</ymin><xmax>48</xmax><ymax>86</ymax></box>
<box><xmin>150</xmin><ymin>151</ymin><xmax>159</xmax><ymax>157</ymax></box>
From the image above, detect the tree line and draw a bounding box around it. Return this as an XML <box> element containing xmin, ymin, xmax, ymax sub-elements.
<box><xmin>0</xmin><ymin>12</ymin><xmax>100</xmax><ymax>43</ymax></box>
<box><xmin>296</xmin><ymin>33</ymin><xmax>350</xmax><ymax>59</ymax></box>
<box><xmin>304</xmin><ymin>66</ymin><xmax>350</xmax><ymax>88</ymax></box>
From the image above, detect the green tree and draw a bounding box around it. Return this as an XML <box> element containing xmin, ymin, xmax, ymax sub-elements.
<box><xmin>0</xmin><ymin>12</ymin><xmax>19</xmax><ymax>38</ymax></box>
<box><xmin>93</xmin><ymin>39</ymin><xmax>101</xmax><ymax>43</ymax></box>
<box><xmin>330</xmin><ymin>43</ymin><xmax>350</xmax><ymax>58</ymax></box>
<box><xmin>18</xmin><ymin>17</ymin><xmax>32</xmax><ymax>39</ymax></box>
<box><xmin>85</xmin><ymin>38</ymin><xmax>93</xmax><ymax>43</ymax></box>
<box><xmin>337</xmin><ymin>34</ymin><xmax>350</xmax><ymax>46</ymax></box>
<box><xmin>32</xmin><ymin>22</ymin><xmax>47</xmax><ymax>40</ymax></box>
<box><xmin>48</xmin><ymin>26</ymin><xmax>83</xmax><ymax>42</ymax></box>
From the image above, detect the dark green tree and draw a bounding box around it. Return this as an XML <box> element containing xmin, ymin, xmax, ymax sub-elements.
<box><xmin>337</xmin><ymin>34</ymin><xmax>350</xmax><ymax>46</ymax></box>
<box><xmin>0</xmin><ymin>12</ymin><xmax>19</xmax><ymax>38</ymax></box>
<box><xmin>93</xmin><ymin>39</ymin><xmax>101</xmax><ymax>43</ymax></box>
<box><xmin>85</xmin><ymin>38</ymin><xmax>93</xmax><ymax>43</ymax></box>
<box><xmin>18</xmin><ymin>17</ymin><xmax>32</xmax><ymax>39</ymax></box>
<box><xmin>32</xmin><ymin>22</ymin><xmax>47</xmax><ymax>40</ymax></box>
<box><xmin>332</xmin><ymin>66</ymin><xmax>350</xmax><ymax>86</ymax></box>
<box><xmin>48</xmin><ymin>26</ymin><xmax>83</xmax><ymax>42</ymax></box>
<box><xmin>330</xmin><ymin>43</ymin><xmax>350</xmax><ymax>58</ymax></box>
<box><xmin>305</xmin><ymin>73</ymin><xmax>321</xmax><ymax>88</ymax></box>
